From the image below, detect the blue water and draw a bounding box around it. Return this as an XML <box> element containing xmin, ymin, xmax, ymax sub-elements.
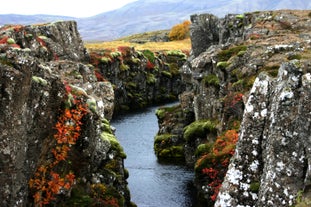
<box><xmin>111</xmin><ymin>105</ymin><xmax>195</xmax><ymax>207</ymax></box>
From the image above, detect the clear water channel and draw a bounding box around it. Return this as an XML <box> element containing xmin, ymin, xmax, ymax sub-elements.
<box><xmin>111</xmin><ymin>104</ymin><xmax>196</xmax><ymax>207</ymax></box>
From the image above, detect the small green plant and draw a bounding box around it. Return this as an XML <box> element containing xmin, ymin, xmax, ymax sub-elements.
<box><xmin>142</xmin><ymin>49</ymin><xmax>156</xmax><ymax>63</ymax></box>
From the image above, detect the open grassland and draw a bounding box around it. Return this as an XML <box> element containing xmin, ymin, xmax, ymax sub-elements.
<box><xmin>84</xmin><ymin>38</ymin><xmax>191</xmax><ymax>52</ymax></box>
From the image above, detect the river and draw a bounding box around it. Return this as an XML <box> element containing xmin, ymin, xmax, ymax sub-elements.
<box><xmin>111</xmin><ymin>104</ymin><xmax>196</xmax><ymax>207</ymax></box>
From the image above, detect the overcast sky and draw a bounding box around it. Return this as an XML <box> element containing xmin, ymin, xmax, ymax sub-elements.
<box><xmin>0</xmin><ymin>0</ymin><xmax>138</xmax><ymax>17</ymax></box>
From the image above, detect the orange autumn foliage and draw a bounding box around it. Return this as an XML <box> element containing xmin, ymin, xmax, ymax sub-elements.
<box><xmin>29</xmin><ymin>85</ymin><xmax>87</xmax><ymax>207</ymax></box>
<box><xmin>199</xmin><ymin>129</ymin><xmax>239</xmax><ymax>201</ymax></box>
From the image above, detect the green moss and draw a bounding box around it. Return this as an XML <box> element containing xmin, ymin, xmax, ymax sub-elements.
<box><xmin>131</xmin><ymin>57</ymin><xmax>141</xmax><ymax>64</ymax></box>
<box><xmin>110</xmin><ymin>51</ymin><xmax>121</xmax><ymax>58</ymax></box>
<box><xmin>100</xmin><ymin>57</ymin><xmax>111</xmax><ymax>64</ymax></box>
<box><xmin>195</xmin><ymin>143</ymin><xmax>213</xmax><ymax>157</ymax></box>
<box><xmin>120</xmin><ymin>63</ymin><xmax>130</xmax><ymax>71</ymax></box>
<box><xmin>161</xmin><ymin>70</ymin><xmax>172</xmax><ymax>78</ymax></box>
<box><xmin>158</xmin><ymin>145</ymin><xmax>184</xmax><ymax>158</ymax></box>
<box><xmin>142</xmin><ymin>49</ymin><xmax>155</xmax><ymax>63</ymax></box>
<box><xmin>287</xmin><ymin>53</ymin><xmax>302</xmax><ymax>61</ymax></box>
<box><xmin>216</xmin><ymin>61</ymin><xmax>229</xmax><ymax>69</ymax></box>
<box><xmin>86</xmin><ymin>98</ymin><xmax>97</xmax><ymax>113</ymax></box>
<box><xmin>70</xmin><ymin>85</ymin><xmax>88</xmax><ymax>97</ymax></box>
<box><xmin>155</xmin><ymin>105</ymin><xmax>180</xmax><ymax>120</ymax></box>
<box><xmin>120</xmin><ymin>105</ymin><xmax>130</xmax><ymax>111</ymax></box>
<box><xmin>90</xmin><ymin>184</ymin><xmax>125</xmax><ymax>207</ymax></box>
<box><xmin>166</xmin><ymin>50</ymin><xmax>187</xmax><ymax>59</ymax></box>
<box><xmin>7</xmin><ymin>38</ymin><xmax>15</xmax><ymax>44</ymax></box>
<box><xmin>126</xmin><ymin>82</ymin><xmax>137</xmax><ymax>88</ymax></box>
<box><xmin>146</xmin><ymin>73</ymin><xmax>156</xmax><ymax>84</ymax></box>
<box><xmin>154</xmin><ymin>134</ymin><xmax>173</xmax><ymax>143</ymax></box>
<box><xmin>62</xmin><ymin>186</ymin><xmax>92</xmax><ymax>207</ymax></box>
<box><xmin>237</xmin><ymin>50</ymin><xmax>246</xmax><ymax>57</ymax></box>
<box><xmin>155</xmin><ymin>108</ymin><xmax>166</xmax><ymax>119</ymax></box>
<box><xmin>101</xmin><ymin>118</ymin><xmax>113</xmax><ymax>134</ymax></box>
<box><xmin>235</xmin><ymin>14</ymin><xmax>245</xmax><ymax>19</ymax></box>
<box><xmin>32</xmin><ymin>76</ymin><xmax>48</xmax><ymax>86</ymax></box>
<box><xmin>263</xmin><ymin>65</ymin><xmax>280</xmax><ymax>78</ymax></box>
<box><xmin>101</xmin><ymin>132</ymin><xmax>126</xmax><ymax>159</ymax></box>
<box><xmin>38</xmin><ymin>35</ymin><xmax>48</xmax><ymax>40</ymax></box>
<box><xmin>232</xmin><ymin>79</ymin><xmax>246</xmax><ymax>91</ymax></box>
<box><xmin>249</xmin><ymin>182</ymin><xmax>260</xmax><ymax>193</ymax></box>
<box><xmin>154</xmin><ymin>133</ymin><xmax>184</xmax><ymax>159</ymax></box>
<box><xmin>217</xmin><ymin>45</ymin><xmax>247</xmax><ymax>61</ymax></box>
<box><xmin>203</xmin><ymin>74</ymin><xmax>220</xmax><ymax>86</ymax></box>
<box><xmin>245</xmin><ymin>75</ymin><xmax>256</xmax><ymax>89</ymax></box>
<box><xmin>183</xmin><ymin>120</ymin><xmax>217</xmax><ymax>142</ymax></box>
<box><xmin>168</xmin><ymin>63</ymin><xmax>180</xmax><ymax>76</ymax></box>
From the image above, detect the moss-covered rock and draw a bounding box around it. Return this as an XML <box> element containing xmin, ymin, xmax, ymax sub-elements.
<box><xmin>183</xmin><ymin>120</ymin><xmax>217</xmax><ymax>142</ymax></box>
<box><xmin>203</xmin><ymin>74</ymin><xmax>220</xmax><ymax>87</ymax></box>
<box><xmin>217</xmin><ymin>45</ymin><xmax>247</xmax><ymax>61</ymax></box>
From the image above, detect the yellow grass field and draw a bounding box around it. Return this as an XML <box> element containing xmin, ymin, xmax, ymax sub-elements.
<box><xmin>84</xmin><ymin>38</ymin><xmax>191</xmax><ymax>52</ymax></box>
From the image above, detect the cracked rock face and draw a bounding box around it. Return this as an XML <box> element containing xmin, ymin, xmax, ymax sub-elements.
<box><xmin>216</xmin><ymin>61</ymin><xmax>311</xmax><ymax>207</ymax></box>
<box><xmin>0</xmin><ymin>21</ymin><xmax>129</xmax><ymax>206</ymax></box>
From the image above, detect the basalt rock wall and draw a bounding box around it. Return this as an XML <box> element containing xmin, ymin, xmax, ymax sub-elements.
<box><xmin>155</xmin><ymin>10</ymin><xmax>311</xmax><ymax>206</ymax></box>
<box><xmin>89</xmin><ymin>48</ymin><xmax>187</xmax><ymax>114</ymax></box>
<box><xmin>0</xmin><ymin>21</ymin><xmax>132</xmax><ymax>207</ymax></box>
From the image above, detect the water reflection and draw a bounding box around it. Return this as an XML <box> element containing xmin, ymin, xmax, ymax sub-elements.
<box><xmin>111</xmin><ymin>105</ymin><xmax>195</xmax><ymax>207</ymax></box>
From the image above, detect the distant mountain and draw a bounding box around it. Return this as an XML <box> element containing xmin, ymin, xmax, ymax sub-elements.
<box><xmin>0</xmin><ymin>0</ymin><xmax>310</xmax><ymax>41</ymax></box>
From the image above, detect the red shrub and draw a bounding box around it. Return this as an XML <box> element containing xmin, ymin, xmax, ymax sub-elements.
<box><xmin>0</xmin><ymin>36</ymin><xmax>9</xmax><ymax>44</ymax></box>
<box><xmin>146</xmin><ymin>60</ymin><xmax>155</xmax><ymax>70</ymax></box>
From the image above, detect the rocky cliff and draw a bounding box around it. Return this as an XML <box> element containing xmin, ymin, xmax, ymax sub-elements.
<box><xmin>88</xmin><ymin>47</ymin><xmax>187</xmax><ymax>114</ymax></box>
<box><xmin>0</xmin><ymin>21</ymin><xmax>134</xmax><ymax>206</ymax></box>
<box><xmin>154</xmin><ymin>10</ymin><xmax>311</xmax><ymax>206</ymax></box>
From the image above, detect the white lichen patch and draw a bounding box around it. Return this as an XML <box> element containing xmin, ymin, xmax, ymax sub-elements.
<box><xmin>299</xmin><ymin>155</ymin><xmax>305</xmax><ymax>163</ymax></box>
<box><xmin>276</xmin><ymin>161</ymin><xmax>285</xmax><ymax>171</ymax></box>
<box><xmin>249</xmin><ymin>160</ymin><xmax>259</xmax><ymax>172</ymax></box>
<box><xmin>227</xmin><ymin>167</ymin><xmax>243</xmax><ymax>185</ymax></box>
<box><xmin>97</xmin><ymin>100</ymin><xmax>104</xmax><ymax>108</ymax></box>
<box><xmin>252</xmin><ymin>150</ymin><xmax>258</xmax><ymax>156</ymax></box>
<box><xmin>215</xmin><ymin>192</ymin><xmax>233</xmax><ymax>207</ymax></box>
<box><xmin>243</xmin><ymin>191</ymin><xmax>249</xmax><ymax>197</ymax></box>
<box><xmin>252</xmin><ymin>138</ymin><xmax>259</xmax><ymax>145</ymax></box>
<box><xmin>240</xmin><ymin>182</ymin><xmax>250</xmax><ymax>191</ymax></box>
<box><xmin>286</xmin><ymin>168</ymin><xmax>292</xmax><ymax>176</ymax></box>
<box><xmin>302</xmin><ymin>73</ymin><xmax>311</xmax><ymax>86</ymax></box>
<box><xmin>275</xmin><ymin>182</ymin><xmax>280</xmax><ymax>188</ymax></box>
<box><xmin>250</xmin><ymin>192</ymin><xmax>258</xmax><ymax>200</ymax></box>
<box><xmin>260</xmin><ymin>108</ymin><xmax>267</xmax><ymax>117</ymax></box>
<box><xmin>245</xmin><ymin>100</ymin><xmax>254</xmax><ymax>113</ymax></box>
<box><xmin>280</xmin><ymin>90</ymin><xmax>294</xmax><ymax>101</ymax></box>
